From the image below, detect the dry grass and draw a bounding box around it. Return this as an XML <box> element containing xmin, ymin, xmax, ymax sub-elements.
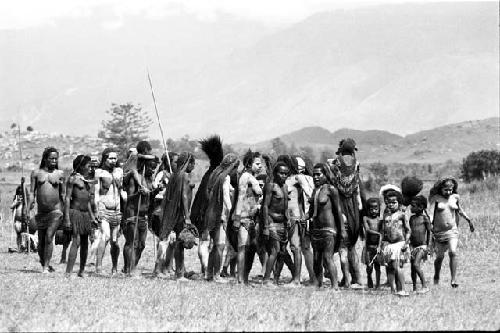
<box><xmin>0</xmin><ymin>177</ymin><xmax>499</xmax><ymax>331</ymax></box>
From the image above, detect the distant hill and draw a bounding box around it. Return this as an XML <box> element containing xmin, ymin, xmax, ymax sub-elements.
<box><xmin>233</xmin><ymin>117</ymin><xmax>500</xmax><ymax>163</ymax></box>
<box><xmin>1</xmin><ymin>2</ymin><xmax>498</xmax><ymax>143</ymax></box>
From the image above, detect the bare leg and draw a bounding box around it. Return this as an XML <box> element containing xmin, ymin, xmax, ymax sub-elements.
<box><xmin>237</xmin><ymin>226</ymin><xmax>249</xmax><ymax>284</ymax></box>
<box><xmin>367</xmin><ymin>264</ymin><xmax>374</xmax><ymax>288</ymax></box>
<box><xmin>339</xmin><ymin>248</ymin><xmax>351</xmax><ymax>288</ymax></box>
<box><xmin>387</xmin><ymin>265</ymin><xmax>396</xmax><ymax>293</ymax></box>
<box><xmin>60</xmin><ymin>237</ymin><xmax>70</xmax><ymax>264</ymax></box>
<box><xmin>324</xmin><ymin>251</ymin><xmax>338</xmax><ymax>289</ymax></box>
<box><xmin>433</xmin><ymin>254</ymin><xmax>445</xmax><ymax>285</ymax></box>
<box><xmin>44</xmin><ymin>221</ymin><xmax>60</xmax><ymax>270</ymax></box>
<box><xmin>263</xmin><ymin>240</ymin><xmax>280</xmax><ymax>285</ymax></box>
<box><xmin>374</xmin><ymin>263</ymin><xmax>381</xmax><ymax>288</ymax></box>
<box><xmin>66</xmin><ymin>234</ymin><xmax>81</xmax><ymax>274</ymax></box>
<box><xmin>394</xmin><ymin>261</ymin><xmax>405</xmax><ymax>293</ymax></box>
<box><xmin>348</xmin><ymin>246</ymin><xmax>361</xmax><ymax>285</ymax></box>
<box><xmin>37</xmin><ymin>229</ymin><xmax>47</xmax><ymax>268</ymax></box>
<box><xmin>290</xmin><ymin>227</ymin><xmax>302</xmax><ymax>284</ymax></box>
<box><xmin>79</xmin><ymin>235</ymin><xmax>88</xmax><ymax>275</ymax></box>
<box><xmin>174</xmin><ymin>241</ymin><xmax>185</xmax><ymax>278</ymax></box>
<box><xmin>301</xmin><ymin>236</ymin><xmax>315</xmax><ymax>284</ymax></box>
<box><xmin>198</xmin><ymin>234</ymin><xmax>210</xmax><ymax>276</ymax></box>
<box><xmin>312</xmin><ymin>245</ymin><xmax>323</xmax><ymax>288</ymax></box>
<box><xmin>449</xmin><ymin>238</ymin><xmax>459</xmax><ymax>287</ymax></box>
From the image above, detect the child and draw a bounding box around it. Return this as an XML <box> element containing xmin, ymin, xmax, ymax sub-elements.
<box><xmin>380</xmin><ymin>190</ymin><xmax>411</xmax><ymax>296</ymax></box>
<box><xmin>409</xmin><ymin>195</ymin><xmax>431</xmax><ymax>293</ymax></box>
<box><xmin>362</xmin><ymin>198</ymin><xmax>382</xmax><ymax>289</ymax></box>
<box><xmin>428</xmin><ymin>177</ymin><xmax>474</xmax><ymax>288</ymax></box>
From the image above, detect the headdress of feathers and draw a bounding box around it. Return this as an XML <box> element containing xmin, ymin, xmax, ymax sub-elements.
<box><xmin>199</xmin><ymin>135</ymin><xmax>223</xmax><ymax>170</ymax></box>
<box><xmin>190</xmin><ymin>135</ymin><xmax>224</xmax><ymax>230</ymax></box>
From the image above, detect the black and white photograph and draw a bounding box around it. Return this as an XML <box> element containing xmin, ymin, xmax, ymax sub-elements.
<box><xmin>0</xmin><ymin>0</ymin><xmax>498</xmax><ymax>331</ymax></box>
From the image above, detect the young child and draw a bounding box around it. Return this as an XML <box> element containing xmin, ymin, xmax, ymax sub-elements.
<box><xmin>428</xmin><ymin>177</ymin><xmax>474</xmax><ymax>288</ymax></box>
<box><xmin>362</xmin><ymin>198</ymin><xmax>382</xmax><ymax>289</ymax></box>
<box><xmin>409</xmin><ymin>195</ymin><xmax>431</xmax><ymax>293</ymax></box>
<box><xmin>380</xmin><ymin>190</ymin><xmax>411</xmax><ymax>296</ymax></box>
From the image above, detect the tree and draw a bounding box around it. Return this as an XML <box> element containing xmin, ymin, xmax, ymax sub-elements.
<box><xmin>26</xmin><ymin>126</ymin><xmax>34</xmax><ymax>132</ymax></box>
<box><xmin>461</xmin><ymin>150</ymin><xmax>500</xmax><ymax>182</ymax></box>
<box><xmin>100</xmin><ymin>103</ymin><xmax>152</xmax><ymax>156</ymax></box>
<box><xmin>270</xmin><ymin>137</ymin><xmax>288</xmax><ymax>158</ymax></box>
<box><xmin>368</xmin><ymin>162</ymin><xmax>389</xmax><ymax>188</ymax></box>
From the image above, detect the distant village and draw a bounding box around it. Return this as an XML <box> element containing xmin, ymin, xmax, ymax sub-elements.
<box><xmin>0</xmin><ymin>127</ymin><xmax>106</xmax><ymax>172</ymax></box>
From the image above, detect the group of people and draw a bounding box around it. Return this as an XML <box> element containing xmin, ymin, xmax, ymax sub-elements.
<box><xmin>10</xmin><ymin>136</ymin><xmax>474</xmax><ymax>296</ymax></box>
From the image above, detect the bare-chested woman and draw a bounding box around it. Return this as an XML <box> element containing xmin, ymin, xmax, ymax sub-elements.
<box><xmin>29</xmin><ymin>147</ymin><xmax>65</xmax><ymax>273</ymax></box>
<box><xmin>262</xmin><ymin>162</ymin><xmax>289</xmax><ymax>287</ymax></box>
<box><xmin>308</xmin><ymin>163</ymin><xmax>347</xmax><ymax>289</ymax></box>
<box><xmin>65</xmin><ymin>155</ymin><xmax>96</xmax><ymax>277</ymax></box>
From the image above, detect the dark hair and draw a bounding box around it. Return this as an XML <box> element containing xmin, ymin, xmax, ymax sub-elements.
<box><xmin>99</xmin><ymin>147</ymin><xmax>116</xmax><ymax>168</ymax></box>
<box><xmin>277</xmin><ymin>155</ymin><xmax>298</xmax><ymax>175</ymax></box>
<box><xmin>160</xmin><ymin>152</ymin><xmax>179</xmax><ymax>173</ymax></box>
<box><xmin>412</xmin><ymin>195</ymin><xmax>428</xmax><ymax>209</ymax></box>
<box><xmin>39</xmin><ymin>147</ymin><xmax>59</xmax><ymax>169</ymax></box>
<box><xmin>72</xmin><ymin>155</ymin><xmax>91</xmax><ymax>174</ymax></box>
<box><xmin>243</xmin><ymin>150</ymin><xmax>261</xmax><ymax>169</ymax></box>
<box><xmin>313</xmin><ymin>163</ymin><xmax>335</xmax><ymax>185</ymax></box>
<box><xmin>256</xmin><ymin>174</ymin><xmax>268</xmax><ymax>182</ymax></box>
<box><xmin>273</xmin><ymin>161</ymin><xmax>289</xmax><ymax>179</ymax></box>
<box><xmin>366</xmin><ymin>197</ymin><xmax>380</xmax><ymax>207</ymax></box>
<box><xmin>386</xmin><ymin>190</ymin><xmax>403</xmax><ymax>204</ymax></box>
<box><xmin>136</xmin><ymin>141</ymin><xmax>152</xmax><ymax>155</ymax></box>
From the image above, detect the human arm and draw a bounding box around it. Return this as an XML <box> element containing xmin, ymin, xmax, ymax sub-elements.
<box><xmin>234</xmin><ymin>173</ymin><xmax>249</xmax><ymax>219</ymax></box>
<box><xmin>223</xmin><ymin>176</ymin><xmax>232</xmax><ymax>213</ymax></box>
<box><xmin>248</xmin><ymin>174</ymin><xmax>262</xmax><ymax>196</ymax></box>
<box><xmin>402</xmin><ymin>213</ymin><xmax>411</xmax><ymax>250</ymax></box>
<box><xmin>261</xmin><ymin>183</ymin><xmax>273</xmax><ymax>237</ymax></box>
<box><xmin>455</xmin><ymin>195</ymin><xmax>473</xmax><ymax>231</ymax></box>
<box><xmin>329</xmin><ymin>186</ymin><xmax>347</xmax><ymax>241</ymax></box>
<box><xmin>63</xmin><ymin>177</ymin><xmax>74</xmax><ymax>229</ymax></box>
<box><xmin>28</xmin><ymin>170</ymin><xmax>36</xmax><ymax>210</ymax></box>
<box><xmin>424</xmin><ymin>215</ymin><xmax>432</xmax><ymax>248</ymax></box>
<box><xmin>182</xmin><ymin>175</ymin><xmax>192</xmax><ymax>225</ymax></box>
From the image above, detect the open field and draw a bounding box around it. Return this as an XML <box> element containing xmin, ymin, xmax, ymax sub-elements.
<box><xmin>0</xmin><ymin>177</ymin><xmax>499</xmax><ymax>331</ymax></box>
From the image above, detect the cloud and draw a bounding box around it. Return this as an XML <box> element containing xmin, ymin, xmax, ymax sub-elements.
<box><xmin>0</xmin><ymin>0</ymin><xmax>379</xmax><ymax>30</ymax></box>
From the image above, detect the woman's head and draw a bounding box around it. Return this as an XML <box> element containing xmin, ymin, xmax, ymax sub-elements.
<box><xmin>40</xmin><ymin>147</ymin><xmax>59</xmax><ymax>170</ymax></box>
<box><xmin>243</xmin><ymin>150</ymin><xmax>262</xmax><ymax>174</ymax></box>
<box><xmin>312</xmin><ymin>163</ymin><xmax>334</xmax><ymax>187</ymax></box>
<box><xmin>99</xmin><ymin>148</ymin><xmax>118</xmax><ymax>170</ymax></box>
<box><xmin>72</xmin><ymin>155</ymin><xmax>91</xmax><ymax>176</ymax></box>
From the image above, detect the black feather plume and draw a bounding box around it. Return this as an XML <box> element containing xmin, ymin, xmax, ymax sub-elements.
<box><xmin>199</xmin><ymin>135</ymin><xmax>224</xmax><ymax>169</ymax></box>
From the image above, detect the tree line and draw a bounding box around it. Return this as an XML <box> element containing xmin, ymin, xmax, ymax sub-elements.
<box><xmin>98</xmin><ymin>103</ymin><xmax>500</xmax><ymax>183</ymax></box>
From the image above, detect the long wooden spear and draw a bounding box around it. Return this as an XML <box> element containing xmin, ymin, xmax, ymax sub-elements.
<box><xmin>146</xmin><ymin>70</ymin><xmax>173</xmax><ymax>263</ymax></box>
<box><xmin>147</xmin><ymin>70</ymin><xmax>172</xmax><ymax>174</ymax></box>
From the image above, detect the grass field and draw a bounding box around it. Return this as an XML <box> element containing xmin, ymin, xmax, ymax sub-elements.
<box><xmin>0</xmin><ymin>175</ymin><xmax>499</xmax><ymax>331</ymax></box>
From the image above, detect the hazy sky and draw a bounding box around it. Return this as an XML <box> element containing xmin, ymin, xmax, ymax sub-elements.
<box><xmin>0</xmin><ymin>0</ymin><xmax>458</xmax><ymax>29</ymax></box>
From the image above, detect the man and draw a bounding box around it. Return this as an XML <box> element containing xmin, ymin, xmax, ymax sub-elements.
<box><xmin>159</xmin><ymin>152</ymin><xmax>196</xmax><ymax>280</ymax></box>
<box><xmin>95</xmin><ymin>148</ymin><xmax>124</xmax><ymax>275</ymax></box>
<box><xmin>29</xmin><ymin>147</ymin><xmax>65</xmax><ymax>273</ymax></box>
<box><xmin>233</xmin><ymin>150</ymin><xmax>263</xmax><ymax>285</ymax></box>
<box><xmin>123</xmin><ymin>150</ymin><xmax>158</xmax><ymax>276</ymax></box>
